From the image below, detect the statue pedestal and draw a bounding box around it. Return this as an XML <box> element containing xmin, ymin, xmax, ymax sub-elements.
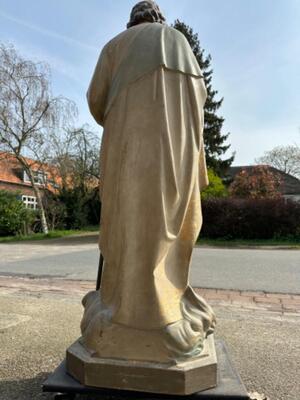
<box><xmin>43</xmin><ymin>340</ymin><xmax>249</xmax><ymax>399</ymax></box>
<box><xmin>66</xmin><ymin>335</ymin><xmax>217</xmax><ymax>395</ymax></box>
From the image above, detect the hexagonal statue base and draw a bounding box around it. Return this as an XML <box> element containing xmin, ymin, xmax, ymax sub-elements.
<box><xmin>66</xmin><ymin>335</ymin><xmax>217</xmax><ymax>395</ymax></box>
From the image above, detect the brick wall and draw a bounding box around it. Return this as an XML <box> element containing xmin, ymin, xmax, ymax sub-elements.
<box><xmin>0</xmin><ymin>181</ymin><xmax>36</xmax><ymax>197</ymax></box>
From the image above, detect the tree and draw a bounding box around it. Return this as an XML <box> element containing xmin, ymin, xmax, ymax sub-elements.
<box><xmin>255</xmin><ymin>145</ymin><xmax>300</xmax><ymax>179</ymax></box>
<box><xmin>229</xmin><ymin>166</ymin><xmax>282</xmax><ymax>199</ymax></box>
<box><xmin>201</xmin><ymin>169</ymin><xmax>228</xmax><ymax>200</ymax></box>
<box><xmin>49</xmin><ymin>124</ymin><xmax>100</xmax><ymax>192</ymax></box>
<box><xmin>0</xmin><ymin>43</ymin><xmax>76</xmax><ymax>233</ymax></box>
<box><xmin>173</xmin><ymin>20</ymin><xmax>234</xmax><ymax>175</ymax></box>
<box><xmin>48</xmin><ymin>125</ymin><xmax>101</xmax><ymax>228</ymax></box>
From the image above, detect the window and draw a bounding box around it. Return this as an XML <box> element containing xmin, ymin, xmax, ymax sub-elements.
<box><xmin>23</xmin><ymin>170</ymin><xmax>47</xmax><ymax>185</ymax></box>
<box><xmin>22</xmin><ymin>195</ymin><xmax>38</xmax><ymax>209</ymax></box>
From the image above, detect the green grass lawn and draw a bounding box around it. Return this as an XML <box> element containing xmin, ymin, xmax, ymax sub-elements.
<box><xmin>1</xmin><ymin>228</ymin><xmax>299</xmax><ymax>248</ymax></box>
<box><xmin>0</xmin><ymin>226</ymin><xmax>99</xmax><ymax>243</ymax></box>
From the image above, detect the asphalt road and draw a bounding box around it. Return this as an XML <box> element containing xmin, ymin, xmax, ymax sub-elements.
<box><xmin>0</xmin><ymin>234</ymin><xmax>299</xmax><ymax>293</ymax></box>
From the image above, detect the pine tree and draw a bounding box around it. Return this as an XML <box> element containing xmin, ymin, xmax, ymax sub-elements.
<box><xmin>173</xmin><ymin>20</ymin><xmax>234</xmax><ymax>175</ymax></box>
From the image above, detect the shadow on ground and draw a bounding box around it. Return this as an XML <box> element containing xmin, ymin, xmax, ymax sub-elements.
<box><xmin>0</xmin><ymin>373</ymin><xmax>53</xmax><ymax>400</ymax></box>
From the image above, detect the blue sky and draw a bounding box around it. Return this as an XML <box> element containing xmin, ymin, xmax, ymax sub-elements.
<box><xmin>0</xmin><ymin>0</ymin><xmax>299</xmax><ymax>165</ymax></box>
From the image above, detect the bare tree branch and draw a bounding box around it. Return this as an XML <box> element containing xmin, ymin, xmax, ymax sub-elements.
<box><xmin>0</xmin><ymin>42</ymin><xmax>78</xmax><ymax>233</ymax></box>
<box><xmin>255</xmin><ymin>145</ymin><xmax>300</xmax><ymax>179</ymax></box>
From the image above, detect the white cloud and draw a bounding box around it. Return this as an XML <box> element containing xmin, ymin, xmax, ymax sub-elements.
<box><xmin>9</xmin><ymin>39</ymin><xmax>84</xmax><ymax>89</ymax></box>
<box><xmin>0</xmin><ymin>9</ymin><xmax>98</xmax><ymax>52</ymax></box>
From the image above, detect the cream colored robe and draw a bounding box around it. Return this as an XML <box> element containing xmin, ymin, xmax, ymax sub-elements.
<box><xmin>83</xmin><ymin>22</ymin><xmax>215</xmax><ymax>363</ymax></box>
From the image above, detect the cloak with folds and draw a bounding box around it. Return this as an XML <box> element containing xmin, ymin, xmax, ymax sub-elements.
<box><xmin>82</xmin><ymin>22</ymin><xmax>216</xmax><ymax>363</ymax></box>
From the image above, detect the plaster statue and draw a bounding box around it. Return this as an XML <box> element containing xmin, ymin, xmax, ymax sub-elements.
<box><xmin>67</xmin><ymin>3</ymin><xmax>217</xmax><ymax>392</ymax></box>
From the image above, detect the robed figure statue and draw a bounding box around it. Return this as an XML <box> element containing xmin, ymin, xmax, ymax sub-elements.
<box><xmin>66</xmin><ymin>3</ymin><xmax>217</xmax><ymax>392</ymax></box>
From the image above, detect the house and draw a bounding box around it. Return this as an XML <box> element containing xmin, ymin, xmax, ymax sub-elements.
<box><xmin>226</xmin><ymin>165</ymin><xmax>300</xmax><ymax>201</ymax></box>
<box><xmin>0</xmin><ymin>152</ymin><xmax>62</xmax><ymax>209</ymax></box>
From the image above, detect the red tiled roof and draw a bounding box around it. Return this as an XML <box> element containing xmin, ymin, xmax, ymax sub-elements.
<box><xmin>0</xmin><ymin>152</ymin><xmax>62</xmax><ymax>192</ymax></box>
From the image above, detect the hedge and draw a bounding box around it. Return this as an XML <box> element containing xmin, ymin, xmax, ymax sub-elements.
<box><xmin>201</xmin><ymin>197</ymin><xmax>300</xmax><ymax>240</ymax></box>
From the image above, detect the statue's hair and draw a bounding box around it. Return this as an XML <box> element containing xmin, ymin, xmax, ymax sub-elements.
<box><xmin>127</xmin><ymin>1</ymin><xmax>166</xmax><ymax>29</ymax></box>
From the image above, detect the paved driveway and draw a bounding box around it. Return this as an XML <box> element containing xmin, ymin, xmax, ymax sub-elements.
<box><xmin>0</xmin><ymin>285</ymin><xmax>299</xmax><ymax>400</ymax></box>
<box><xmin>0</xmin><ymin>234</ymin><xmax>299</xmax><ymax>293</ymax></box>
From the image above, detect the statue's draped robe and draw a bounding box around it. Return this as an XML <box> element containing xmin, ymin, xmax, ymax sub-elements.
<box><xmin>84</xmin><ymin>22</ymin><xmax>215</xmax><ymax>362</ymax></box>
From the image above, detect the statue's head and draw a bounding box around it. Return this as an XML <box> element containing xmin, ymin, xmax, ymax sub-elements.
<box><xmin>127</xmin><ymin>1</ymin><xmax>166</xmax><ymax>29</ymax></box>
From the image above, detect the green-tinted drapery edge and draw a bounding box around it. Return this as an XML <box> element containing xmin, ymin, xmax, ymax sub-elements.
<box><xmin>103</xmin><ymin>22</ymin><xmax>204</xmax><ymax>118</ymax></box>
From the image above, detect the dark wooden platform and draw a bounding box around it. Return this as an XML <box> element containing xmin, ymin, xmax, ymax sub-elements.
<box><xmin>42</xmin><ymin>340</ymin><xmax>249</xmax><ymax>399</ymax></box>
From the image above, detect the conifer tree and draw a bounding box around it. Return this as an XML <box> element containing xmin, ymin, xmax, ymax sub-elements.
<box><xmin>173</xmin><ymin>20</ymin><xmax>234</xmax><ymax>175</ymax></box>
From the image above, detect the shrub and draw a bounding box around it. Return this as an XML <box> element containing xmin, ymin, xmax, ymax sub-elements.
<box><xmin>0</xmin><ymin>190</ymin><xmax>35</xmax><ymax>236</ymax></box>
<box><xmin>201</xmin><ymin>197</ymin><xmax>300</xmax><ymax>239</ymax></box>
<box><xmin>42</xmin><ymin>193</ymin><xmax>67</xmax><ymax>231</ymax></box>
<box><xmin>229</xmin><ymin>165</ymin><xmax>282</xmax><ymax>199</ymax></box>
<box><xmin>201</xmin><ymin>169</ymin><xmax>228</xmax><ymax>200</ymax></box>
<box><xmin>58</xmin><ymin>187</ymin><xmax>100</xmax><ymax>229</ymax></box>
